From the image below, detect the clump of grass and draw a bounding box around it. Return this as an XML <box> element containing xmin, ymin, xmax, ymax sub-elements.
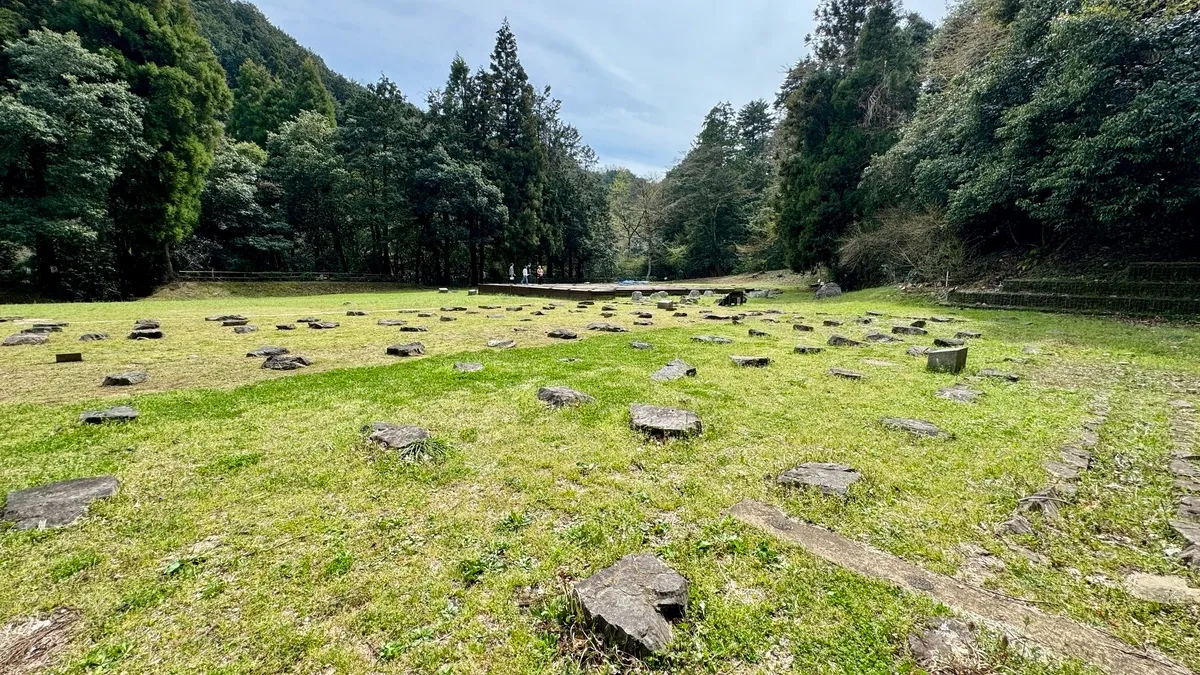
<box><xmin>399</xmin><ymin>438</ymin><xmax>452</xmax><ymax>463</ymax></box>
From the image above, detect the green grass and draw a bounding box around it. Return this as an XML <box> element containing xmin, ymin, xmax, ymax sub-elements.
<box><xmin>1</xmin><ymin>287</ymin><xmax>1198</xmax><ymax>673</ymax></box>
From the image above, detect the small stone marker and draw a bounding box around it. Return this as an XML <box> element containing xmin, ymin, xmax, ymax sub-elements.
<box><xmin>133</xmin><ymin>319</ymin><xmax>160</xmax><ymax>330</ymax></box>
<box><xmin>222</xmin><ymin>319</ymin><xmax>249</xmax><ymax>327</ymax></box>
<box><xmin>929</xmin><ymin>316</ymin><xmax>954</xmax><ymax>323</ymax></box>
<box><xmin>262</xmin><ymin>355</ymin><xmax>312</xmax><ymax>370</ymax></box>
<box><xmin>937</xmin><ymin>384</ymin><xmax>983</xmax><ymax>403</ymax></box>
<box><xmin>823</xmin><ymin>320</ymin><xmax>842</xmax><ymax>327</ymax></box>
<box><xmin>418</xmin><ymin>312</ymin><xmax>436</xmax><ymax>318</ymax></box>
<box><xmin>537</xmin><ymin>386</ymin><xmax>595</xmax><ymax>408</ymax></box>
<box><xmin>399</xmin><ymin>326</ymin><xmax>428</xmax><ymax>332</ymax></box>
<box><xmin>956</xmin><ymin>330</ymin><xmax>982</xmax><ymax>339</ymax></box>
<box><xmin>440</xmin><ymin>316</ymin><xmax>457</xmax><ymax>322</ymax></box>
<box><xmin>480</xmin><ymin>305</ymin><xmax>501</xmax><ymax>310</ymax></box>
<box><xmin>207</xmin><ymin>314</ymin><xmax>247</xmax><ymax>322</ymax></box>
<box><xmin>979</xmin><ymin>369</ymin><xmax>1020</xmax><ymax>382</ymax></box>
<box><xmin>629</xmin><ymin>403</ymin><xmax>702</xmax><ymax>438</ymax></box>
<box><xmin>794</xmin><ymin>345</ymin><xmax>823</xmax><ymax>354</ymax></box>
<box><xmin>828</xmin><ymin>368</ymin><xmax>864</xmax><ymax>380</ymax></box>
<box><xmin>1172</xmin><ymin>519</ymin><xmax>1200</xmax><ymax>546</ymax></box>
<box><xmin>705</xmin><ymin>314</ymin><xmax>733</xmax><ymax>321</ymax></box>
<box><xmin>892</xmin><ymin>325</ymin><xmax>927</xmax><ymax>336</ymax></box>
<box><xmin>652</xmin><ymin>359</ymin><xmax>696</xmax><ymax>382</ymax></box>
<box><xmin>692</xmin><ymin>335</ymin><xmax>733</xmax><ymax>344</ymax></box>
<box><xmin>673</xmin><ymin>312</ymin><xmax>688</xmax><ymax>318</ymax></box>
<box><xmin>827</xmin><ymin>335</ymin><xmax>862</xmax><ymax>347</ymax></box>
<box><xmin>547</xmin><ymin>328</ymin><xmax>578</xmax><ymax>339</ymax></box>
<box><xmin>911</xmin><ymin>320</ymin><xmax>927</xmax><ymax>328</ymax></box>
<box><xmin>386</xmin><ymin>342</ymin><xmax>425</xmax><ymax>357</ymax></box>
<box><xmin>1124</xmin><ymin>573</ymin><xmax>1200</xmax><ymax>605</ymax></box>
<box><xmin>657</xmin><ymin>300</ymin><xmax>676</xmax><ymax>311</ymax></box>
<box><xmin>730</xmin><ymin>355</ymin><xmax>770</xmax><ymax>367</ymax></box>
<box><xmin>880</xmin><ymin>417</ymin><xmax>951</xmax><ymax>438</ymax></box>
<box><xmin>79</xmin><ymin>406</ymin><xmax>138</xmax><ymax>424</ymax></box>
<box><xmin>309</xmin><ymin>321</ymin><xmax>339</xmax><ymax>330</ymax></box>
<box><xmin>587</xmin><ymin>323</ymin><xmax>628</xmax><ymax>333</ymax></box>
<box><xmin>346</xmin><ymin>310</ymin><xmax>367</xmax><ymax>316</ymax></box>
<box><xmin>748</xmin><ymin>329</ymin><xmax>770</xmax><ymax>337</ymax></box>
<box><xmin>247</xmin><ymin>346</ymin><xmax>289</xmax><ymax>358</ymax></box>
<box><xmin>2</xmin><ymin>476</ymin><xmax>120</xmax><ymax>530</ymax></box>
<box><xmin>864</xmin><ymin>332</ymin><xmax>902</xmax><ymax>343</ymax></box>
<box><xmin>297</xmin><ymin>317</ymin><xmax>320</xmax><ymax>323</ymax></box>
<box><xmin>377</xmin><ymin>319</ymin><xmax>407</xmax><ymax>326</ymax></box>
<box><xmin>102</xmin><ymin>371</ymin><xmax>148</xmax><ymax>387</ymax></box>
<box><xmin>777</xmin><ymin>462</ymin><xmax>862</xmax><ymax>497</ymax></box>
<box><xmin>438</xmin><ymin>288</ymin><xmax>449</xmax><ymax>293</ymax></box>
<box><xmin>454</xmin><ymin>362</ymin><xmax>484</xmax><ymax>373</ymax></box>
<box><xmin>79</xmin><ymin>333</ymin><xmax>109</xmax><ymax>341</ymax></box>
<box><xmin>233</xmin><ymin>325</ymin><xmax>257</xmax><ymax>334</ymax></box>
<box><xmin>573</xmin><ymin>553</ymin><xmax>688</xmax><ymax>656</ymax></box>
<box><xmin>128</xmin><ymin>329</ymin><xmax>164</xmax><ymax>340</ymax></box>
<box><xmin>487</xmin><ymin>338</ymin><xmax>516</xmax><ymax>349</ymax></box>
<box><xmin>907</xmin><ymin>346</ymin><xmax>931</xmax><ymax>357</ymax></box>
<box><xmin>927</xmin><ymin>347</ymin><xmax>968</xmax><ymax>374</ymax></box>
<box><xmin>634</xmin><ymin>320</ymin><xmax>653</xmax><ymax>326</ymax></box>
<box><xmin>635</xmin><ymin>311</ymin><xmax>654</xmax><ymax>319</ymax></box>
<box><xmin>276</xmin><ymin>324</ymin><xmax>295</xmax><ymax>330</ymax></box>
<box><xmin>934</xmin><ymin>337</ymin><xmax>965</xmax><ymax>348</ymax></box>
<box><xmin>631</xmin><ymin>291</ymin><xmax>643</xmax><ymax>302</ymax></box>
<box><xmin>468</xmin><ymin>289</ymin><xmax>479</xmax><ymax>295</ymax></box>
<box><xmin>55</xmin><ymin>353</ymin><xmax>82</xmax><ymax>363</ymax></box>
<box><xmin>368</xmin><ymin>422</ymin><xmax>431</xmax><ymax>451</ymax></box>
<box><xmin>793</xmin><ymin>324</ymin><xmax>814</xmax><ymax>332</ymax></box>
<box><xmin>506</xmin><ymin>306</ymin><xmax>523</xmax><ymax>312</ymax></box>
<box><xmin>630</xmin><ymin>341</ymin><xmax>653</xmax><ymax>350</ymax></box>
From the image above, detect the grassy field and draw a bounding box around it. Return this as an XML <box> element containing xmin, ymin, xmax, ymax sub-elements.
<box><xmin>1</xmin><ymin>286</ymin><xmax>1198</xmax><ymax>673</ymax></box>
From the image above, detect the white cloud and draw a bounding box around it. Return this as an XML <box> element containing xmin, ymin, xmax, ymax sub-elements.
<box><xmin>250</xmin><ymin>0</ymin><xmax>948</xmax><ymax>173</ymax></box>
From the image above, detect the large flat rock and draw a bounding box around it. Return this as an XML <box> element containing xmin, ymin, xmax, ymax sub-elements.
<box><xmin>652</xmin><ymin>359</ymin><xmax>696</xmax><ymax>382</ymax></box>
<box><xmin>4</xmin><ymin>334</ymin><xmax>49</xmax><ymax>346</ymax></box>
<box><xmin>79</xmin><ymin>406</ymin><xmax>138</xmax><ymax>424</ymax></box>
<box><xmin>262</xmin><ymin>355</ymin><xmax>312</xmax><ymax>370</ymax></box>
<box><xmin>573</xmin><ymin>553</ymin><xmax>688</xmax><ymax>656</ymax></box>
<box><xmin>3</xmin><ymin>476</ymin><xmax>120</xmax><ymax>530</ymax></box>
<box><xmin>629</xmin><ymin>404</ymin><xmax>702</xmax><ymax>438</ymax></box>
<box><xmin>777</xmin><ymin>462</ymin><xmax>862</xmax><ymax>496</ymax></box>
<box><xmin>386</xmin><ymin>342</ymin><xmax>426</xmax><ymax>357</ymax></box>
<box><xmin>102</xmin><ymin>371</ymin><xmax>148</xmax><ymax>387</ymax></box>
<box><xmin>880</xmin><ymin>418</ymin><xmax>952</xmax><ymax>438</ymax></box>
<box><xmin>537</xmin><ymin>386</ymin><xmax>595</xmax><ymax>409</ymax></box>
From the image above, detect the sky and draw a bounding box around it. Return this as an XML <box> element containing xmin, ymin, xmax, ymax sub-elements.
<box><xmin>250</xmin><ymin>0</ymin><xmax>949</xmax><ymax>177</ymax></box>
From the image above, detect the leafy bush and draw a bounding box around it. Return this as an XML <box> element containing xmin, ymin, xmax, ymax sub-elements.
<box><xmin>839</xmin><ymin>207</ymin><xmax>964</xmax><ymax>284</ymax></box>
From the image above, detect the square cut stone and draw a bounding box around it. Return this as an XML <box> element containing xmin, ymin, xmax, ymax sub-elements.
<box><xmin>927</xmin><ymin>347</ymin><xmax>968</xmax><ymax>374</ymax></box>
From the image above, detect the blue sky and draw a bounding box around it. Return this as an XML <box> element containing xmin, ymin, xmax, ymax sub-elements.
<box><xmin>250</xmin><ymin>0</ymin><xmax>949</xmax><ymax>176</ymax></box>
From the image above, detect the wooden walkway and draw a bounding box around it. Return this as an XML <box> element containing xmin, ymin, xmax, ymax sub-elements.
<box><xmin>476</xmin><ymin>283</ymin><xmax>743</xmax><ymax>301</ymax></box>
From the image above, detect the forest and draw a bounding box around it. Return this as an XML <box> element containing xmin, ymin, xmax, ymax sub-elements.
<box><xmin>1</xmin><ymin>0</ymin><xmax>1198</xmax><ymax>299</ymax></box>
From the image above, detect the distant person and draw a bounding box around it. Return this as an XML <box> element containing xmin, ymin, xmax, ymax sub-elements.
<box><xmin>536</xmin><ymin>265</ymin><xmax>544</xmax><ymax>284</ymax></box>
<box><xmin>521</xmin><ymin>265</ymin><xmax>530</xmax><ymax>284</ymax></box>
<box><xmin>509</xmin><ymin>264</ymin><xmax>515</xmax><ymax>283</ymax></box>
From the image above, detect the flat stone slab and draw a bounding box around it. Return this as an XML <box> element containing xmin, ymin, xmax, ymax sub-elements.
<box><xmin>368</xmin><ymin>422</ymin><xmax>430</xmax><ymax>451</ymax></box>
<box><xmin>1124</xmin><ymin>573</ymin><xmax>1200</xmax><ymax>605</ymax></box>
<box><xmin>398</xmin><ymin>326</ymin><xmax>428</xmax><ymax>333</ymax></box>
<box><xmin>232</xmin><ymin>325</ymin><xmax>257</xmax><ymax>334</ymax></box>
<box><xmin>262</xmin><ymin>355</ymin><xmax>312</xmax><ymax>370</ymax></box>
<box><xmin>133</xmin><ymin>319</ymin><xmax>160</xmax><ymax>330</ymax></box>
<box><xmin>979</xmin><ymin>369</ymin><xmax>1020</xmax><ymax>382</ymax></box>
<box><xmin>486</xmin><ymin>339</ymin><xmax>516</xmax><ymax>349</ymax></box>
<box><xmin>386</xmin><ymin>342</ymin><xmax>426</xmax><ymax>357</ymax></box>
<box><xmin>127</xmin><ymin>329</ymin><xmax>164</xmax><ymax>340</ymax></box>
<box><xmin>206</xmin><ymin>314</ymin><xmax>247</xmax><ymax>322</ymax></box>
<box><xmin>78</xmin><ymin>333</ymin><xmax>109</xmax><ymax>342</ymax></box>
<box><xmin>828</xmin><ymin>368</ymin><xmax>865</xmax><ymax>380</ymax></box>
<box><xmin>730</xmin><ymin>355</ymin><xmax>771</xmax><ymax>367</ymax></box>
<box><xmin>827</xmin><ymin>335</ymin><xmax>862</xmax><ymax>347</ymax></box>
<box><xmin>574</xmin><ymin>553</ymin><xmax>688</xmax><ymax>656</ymax></box>
<box><xmin>907</xmin><ymin>346</ymin><xmax>931</xmax><ymax>357</ymax></box>
<box><xmin>956</xmin><ymin>331</ymin><xmax>982</xmax><ymax>339</ymax></box>
<box><xmin>692</xmin><ymin>335</ymin><xmax>733</xmax><ymax>344</ymax></box>
<box><xmin>908</xmin><ymin>619</ymin><xmax>978</xmax><ymax>673</ymax></box>
<box><xmin>864</xmin><ymin>332</ymin><xmax>902</xmax><ymax>343</ymax></box>
<box><xmin>1044</xmin><ymin>460</ymin><xmax>1082</xmax><ymax>481</ymax></box>
<box><xmin>1179</xmin><ymin>495</ymin><xmax>1200</xmax><ymax>520</ymax></box>
<box><xmin>102</xmin><ymin>371</ymin><xmax>148</xmax><ymax>387</ymax></box>
<box><xmin>630</xmin><ymin>341</ymin><xmax>653</xmax><ymax>350</ymax></box>
<box><xmin>538</xmin><ymin>386</ymin><xmax>595</xmax><ymax>408</ymax></box>
<box><xmin>1170</xmin><ymin>459</ymin><xmax>1199</xmax><ymax>478</ymax></box>
<box><xmin>4</xmin><ymin>334</ymin><xmax>48</xmax><ymax>346</ymax></box>
<box><xmin>346</xmin><ymin>310</ymin><xmax>368</xmax><ymax>316</ymax></box>
<box><xmin>453</xmin><ymin>362</ymin><xmax>484</xmax><ymax>373</ymax></box>
<box><xmin>1171</xmin><ymin>519</ymin><xmax>1200</xmax><ymax>546</ymax></box>
<box><xmin>3</xmin><ymin>476</ymin><xmax>120</xmax><ymax>530</ymax></box>
<box><xmin>222</xmin><ymin>319</ymin><xmax>249</xmax><ymax>327</ymax></box>
<box><xmin>823</xmin><ymin>320</ymin><xmax>843</xmax><ymax>327</ymax></box>
<box><xmin>547</xmin><ymin>329</ymin><xmax>578</xmax><ymax>339</ymax></box>
<box><xmin>777</xmin><ymin>462</ymin><xmax>862</xmax><ymax>496</ymax></box>
<box><xmin>892</xmin><ymin>325</ymin><xmax>928</xmax><ymax>336</ymax></box>
<box><xmin>793</xmin><ymin>324</ymin><xmax>814</xmax><ymax>332</ymax></box>
<box><xmin>440</xmin><ymin>316</ymin><xmax>458</xmax><ymax>322</ymax></box>
<box><xmin>630</xmin><ymin>403</ymin><xmax>702</xmax><ymax>438</ymax></box>
<box><xmin>276</xmin><ymin>324</ymin><xmax>296</xmax><ymax>330</ymax></box>
<box><xmin>934</xmin><ymin>338</ymin><xmax>965</xmax><ymax>348</ymax></box>
<box><xmin>377</xmin><ymin>319</ymin><xmax>408</xmax><ymax>326</ymax></box>
<box><xmin>730</xmin><ymin>500</ymin><xmax>1192</xmax><ymax>675</ymax></box>
<box><xmin>748</xmin><ymin>329</ymin><xmax>771</xmax><ymax>337</ymax></box>
<box><xmin>794</xmin><ymin>345</ymin><xmax>824</xmax><ymax>354</ymax></box>
<box><xmin>880</xmin><ymin>418</ymin><xmax>951</xmax><ymax>438</ymax></box>
<box><xmin>246</xmin><ymin>346</ymin><xmax>289</xmax><ymax>358</ymax></box>
<box><xmin>937</xmin><ymin>384</ymin><xmax>983</xmax><ymax>403</ymax></box>
<box><xmin>652</xmin><ymin>359</ymin><xmax>697</xmax><ymax>382</ymax></box>
<box><xmin>296</xmin><ymin>317</ymin><xmax>320</xmax><ymax>323</ymax></box>
<box><xmin>79</xmin><ymin>406</ymin><xmax>138</xmax><ymax>424</ymax></box>
<box><xmin>309</xmin><ymin>321</ymin><xmax>339</xmax><ymax>330</ymax></box>
<box><xmin>587</xmin><ymin>323</ymin><xmax>628</xmax><ymax>333</ymax></box>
